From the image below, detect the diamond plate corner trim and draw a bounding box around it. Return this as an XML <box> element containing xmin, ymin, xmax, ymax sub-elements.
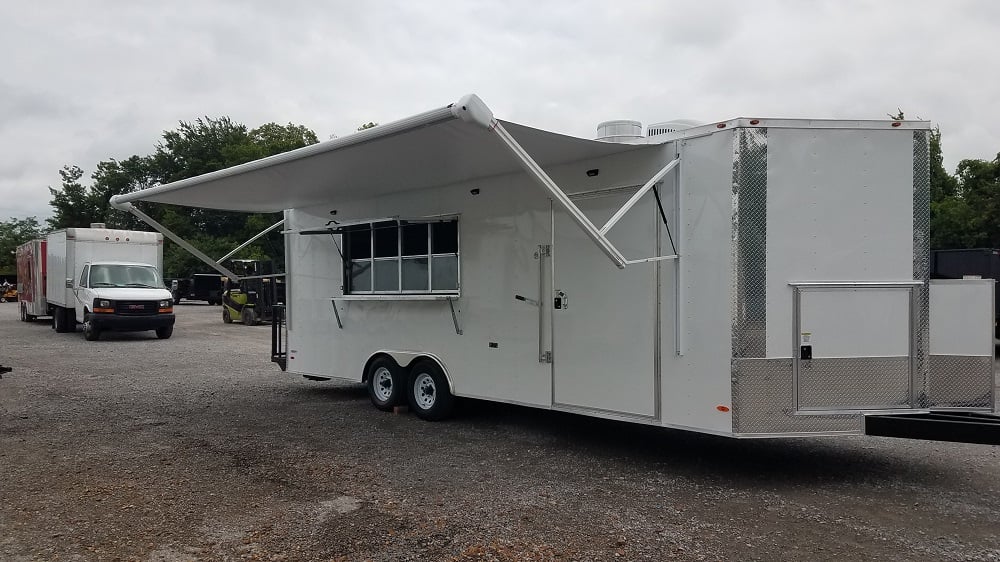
<box><xmin>731</xmin><ymin>128</ymin><xmax>768</xmax><ymax>360</ymax></box>
<box><xmin>927</xmin><ymin>355</ymin><xmax>994</xmax><ymax>409</ymax></box>
<box><xmin>912</xmin><ymin>130</ymin><xmax>931</xmax><ymax>406</ymax></box>
<box><xmin>731</xmin><ymin>127</ymin><xmax>768</xmax><ymax>433</ymax></box>
<box><xmin>732</xmin><ymin>358</ymin><xmax>860</xmax><ymax>434</ymax></box>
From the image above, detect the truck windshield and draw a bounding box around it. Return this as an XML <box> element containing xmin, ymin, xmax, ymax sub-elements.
<box><xmin>89</xmin><ymin>265</ymin><xmax>163</xmax><ymax>288</ymax></box>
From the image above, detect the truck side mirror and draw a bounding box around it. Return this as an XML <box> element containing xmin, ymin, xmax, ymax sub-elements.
<box><xmin>65</xmin><ymin>278</ymin><xmax>74</xmax><ymax>289</ymax></box>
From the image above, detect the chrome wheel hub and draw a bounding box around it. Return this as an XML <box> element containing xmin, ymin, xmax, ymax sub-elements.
<box><xmin>373</xmin><ymin>367</ymin><xmax>394</xmax><ymax>402</ymax></box>
<box><xmin>413</xmin><ymin>373</ymin><xmax>436</xmax><ymax>409</ymax></box>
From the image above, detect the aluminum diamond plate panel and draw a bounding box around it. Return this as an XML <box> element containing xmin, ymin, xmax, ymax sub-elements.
<box><xmin>797</xmin><ymin>357</ymin><xmax>911</xmax><ymax>410</ymax></box>
<box><xmin>732</xmin><ymin>358</ymin><xmax>859</xmax><ymax>434</ymax></box>
<box><xmin>912</xmin><ymin>130</ymin><xmax>931</xmax><ymax>405</ymax></box>
<box><xmin>927</xmin><ymin>355</ymin><xmax>994</xmax><ymax>409</ymax></box>
<box><xmin>731</xmin><ymin>128</ymin><xmax>768</xmax><ymax>360</ymax></box>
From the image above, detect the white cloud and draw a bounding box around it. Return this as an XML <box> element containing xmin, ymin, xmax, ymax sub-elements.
<box><xmin>1</xmin><ymin>0</ymin><xmax>998</xmax><ymax>219</ymax></box>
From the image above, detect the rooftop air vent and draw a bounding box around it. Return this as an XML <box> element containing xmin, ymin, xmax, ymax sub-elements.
<box><xmin>596</xmin><ymin>120</ymin><xmax>643</xmax><ymax>143</ymax></box>
<box><xmin>646</xmin><ymin>119</ymin><xmax>703</xmax><ymax>137</ymax></box>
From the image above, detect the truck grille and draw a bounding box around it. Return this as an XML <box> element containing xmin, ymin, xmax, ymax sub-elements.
<box><xmin>115</xmin><ymin>301</ymin><xmax>158</xmax><ymax>315</ymax></box>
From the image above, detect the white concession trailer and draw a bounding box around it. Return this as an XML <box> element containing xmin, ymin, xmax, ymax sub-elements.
<box><xmin>111</xmin><ymin>94</ymin><xmax>1000</xmax><ymax>443</ymax></box>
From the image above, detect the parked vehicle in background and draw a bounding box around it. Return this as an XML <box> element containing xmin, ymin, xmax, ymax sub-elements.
<box><xmin>16</xmin><ymin>239</ymin><xmax>47</xmax><ymax>321</ymax></box>
<box><xmin>221</xmin><ymin>260</ymin><xmax>284</xmax><ymax>325</ymax></box>
<box><xmin>45</xmin><ymin>224</ymin><xmax>175</xmax><ymax>341</ymax></box>
<box><xmin>170</xmin><ymin>273</ymin><xmax>224</xmax><ymax>305</ymax></box>
<box><xmin>0</xmin><ymin>280</ymin><xmax>16</xmax><ymax>303</ymax></box>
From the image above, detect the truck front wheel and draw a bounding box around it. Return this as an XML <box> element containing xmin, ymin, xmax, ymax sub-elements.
<box><xmin>83</xmin><ymin>313</ymin><xmax>101</xmax><ymax>341</ymax></box>
<box><xmin>156</xmin><ymin>326</ymin><xmax>173</xmax><ymax>339</ymax></box>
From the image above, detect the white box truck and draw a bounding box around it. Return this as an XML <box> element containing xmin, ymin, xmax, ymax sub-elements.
<box><xmin>109</xmin><ymin>94</ymin><xmax>1000</xmax><ymax>444</ymax></box>
<box><xmin>45</xmin><ymin>225</ymin><xmax>175</xmax><ymax>341</ymax></box>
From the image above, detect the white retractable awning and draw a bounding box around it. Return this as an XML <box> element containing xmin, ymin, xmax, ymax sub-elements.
<box><xmin>111</xmin><ymin>99</ymin><xmax>648</xmax><ymax>213</ymax></box>
<box><xmin>112</xmin><ymin>94</ymin><xmax>678</xmax><ymax>269</ymax></box>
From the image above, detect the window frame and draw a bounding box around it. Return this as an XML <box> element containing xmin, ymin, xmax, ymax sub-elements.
<box><xmin>343</xmin><ymin>217</ymin><xmax>460</xmax><ymax>296</ymax></box>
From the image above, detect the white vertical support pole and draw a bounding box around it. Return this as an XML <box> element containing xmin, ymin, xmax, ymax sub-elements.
<box><xmin>674</xmin><ymin>149</ymin><xmax>685</xmax><ymax>356</ymax></box>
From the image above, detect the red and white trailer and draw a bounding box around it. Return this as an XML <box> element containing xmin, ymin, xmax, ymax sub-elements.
<box><xmin>15</xmin><ymin>239</ymin><xmax>47</xmax><ymax>321</ymax></box>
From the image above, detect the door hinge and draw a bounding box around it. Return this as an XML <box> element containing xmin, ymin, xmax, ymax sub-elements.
<box><xmin>539</xmin><ymin>350</ymin><xmax>552</xmax><ymax>363</ymax></box>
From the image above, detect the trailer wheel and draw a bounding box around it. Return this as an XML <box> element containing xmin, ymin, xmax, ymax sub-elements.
<box><xmin>222</xmin><ymin>308</ymin><xmax>233</xmax><ymax>324</ymax></box>
<box><xmin>366</xmin><ymin>357</ymin><xmax>405</xmax><ymax>411</ymax></box>
<box><xmin>82</xmin><ymin>313</ymin><xmax>101</xmax><ymax>341</ymax></box>
<box><xmin>241</xmin><ymin>307</ymin><xmax>259</xmax><ymax>326</ymax></box>
<box><xmin>19</xmin><ymin>303</ymin><xmax>25</xmax><ymax>322</ymax></box>
<box><xmin>407</xmin><ymin>359</ymin><xmax>455</xmax><ymax>421</ymax></box>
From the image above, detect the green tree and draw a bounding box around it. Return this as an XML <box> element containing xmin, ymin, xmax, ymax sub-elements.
<box><xmin>47</xmin><ymin>165</ymin><xmax>103</xmax><ymax>229</ymax></box>
<box><xmin>0</xmin><ymin>216</ymin><xmax>42</xmax><ymax>277</ymax></box>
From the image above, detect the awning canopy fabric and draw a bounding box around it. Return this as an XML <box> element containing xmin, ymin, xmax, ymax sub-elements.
<box><xmin>112</xmin><ymin>100</ymin><xmax>652</xmax><ymax>213</ymax></box>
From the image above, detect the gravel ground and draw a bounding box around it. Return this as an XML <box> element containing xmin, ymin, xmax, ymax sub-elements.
<box><xmin>1</xmin><ymin>302</ymin><xmax>999</xmax><ymax>561</ymax></box>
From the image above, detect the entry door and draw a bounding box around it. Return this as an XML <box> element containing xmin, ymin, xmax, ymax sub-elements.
<box><xmin>552</xmin><ymin>191</ymin><xmax>658</xmax><ymax>417</ymax></box>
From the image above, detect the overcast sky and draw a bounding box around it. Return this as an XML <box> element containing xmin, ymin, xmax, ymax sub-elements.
<box><xmin>2</xmin><ymin>0</ymin><xmax>998</xmax><ymax>220</ymax></box>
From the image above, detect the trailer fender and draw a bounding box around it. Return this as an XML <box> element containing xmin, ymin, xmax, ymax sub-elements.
<box><xmin>364</xmin><ymin>351</ymin><xmax>455</xmax><ymax>395</ymax></box>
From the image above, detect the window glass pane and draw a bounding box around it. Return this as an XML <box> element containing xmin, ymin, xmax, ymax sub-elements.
<box><xmin>347</xmin><ymin>226</ymin><xmax>371</xmax><ymax>259</ymax></box>
<box><xmin>80</xmin><ymin>266</ymin><xmax>89</xmax><ymax>287</ymax></box>
<box><xmin>431</xmin><ymin>221</ymin><xmax>458</xmax><ymax>254</ymax></box>
<box><xmin>350</xmin><ymin>260</ymin><xmax>372</xmax><ymax>291</ymax></box>
<box><xmin>373</xmin><ymin>222</ymin><xmax>398</xmax><ymax>258</ymax></box>
<box><xmin>401</xmin><ymin>224</ymin><xmax>429</xmax><ymax>256</ymax></box>
<box><xmin>373</xmin><ymin>260</ymin><xmax>399</xmax><ymax>291</ymax></box>
<box><xmin>431</xmin><ymin>256</ymin><xmax>458</xmax><ymax>291</ymax></box>
<box><xmin>402</xmin><ymin>258</ymin><xmax>429</xmax><ymax>291</ymax></box>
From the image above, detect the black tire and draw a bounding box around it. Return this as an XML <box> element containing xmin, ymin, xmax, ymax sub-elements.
<box><xmin>82</xmin><ymin>313</ymin><xmax>101</xmax><ymax>341</ymax></box>
<box><xmin>19</xmin><ymin>303</ymin><xmax>25</xmax><ymax>322</ymax></box>
<box><xmin>406</xmin><ymin>359</ymin><xmax>455</xmax><ymax>421</ymax></box>
<box><xmin>155</xmin><ymin>325</ymin><xmax>173</xmax><ymax>339</ymax></box>
<box><xmin>366</xmin><ymin>356</ymin><xmax>406</xmax><ymax>411</ymax></box>
<box><xmin>222</xmin><ymin>308</ymin><xmax>233</xmax><ymax>324</ymax></box>
<box><xmin>54</xmin><ymin>307</ymin><xmax>72</xmax><ymax>333</ymax></box>
<box><xmin>241</xmin><ymin>307</ymin><xmax>258</xmax><ymax>326</ymax></box>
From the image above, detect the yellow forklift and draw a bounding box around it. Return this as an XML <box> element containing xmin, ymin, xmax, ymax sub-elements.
<box><xmin>221</xmin><ymin>260</ymin><xmax>284</xmax><ymax>325</ymax></box>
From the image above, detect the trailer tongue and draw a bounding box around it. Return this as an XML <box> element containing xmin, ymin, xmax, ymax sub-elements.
<box><xmin>865</xmin><ymin>412</ymin><xmax>1000</xmax><ymax>445</ymax></box>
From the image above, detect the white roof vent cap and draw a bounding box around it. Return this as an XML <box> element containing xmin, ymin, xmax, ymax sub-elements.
<box><xmin>596</xmin><ymin>120</ymin><xmax>643</xmax><ymax>143</ymax></box>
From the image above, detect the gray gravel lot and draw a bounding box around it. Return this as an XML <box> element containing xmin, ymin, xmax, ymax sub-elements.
<box><xmin>1</xmin><ymin>303</ymin><xmax>999</xmax><ymax>561</ymax></box>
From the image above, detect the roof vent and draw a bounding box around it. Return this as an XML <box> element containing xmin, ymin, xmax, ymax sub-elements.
<box><xmin>596</xmin><ymin>120</ymin><xmax>643</xmax><ymax>143</ymax></box>
<box><xmin>646</xmin><ymin>119</ymin><xmax>703</xmax><ymax>137</ymax></box>
<box><xmin>90</xmin><ymin>223</ymin><xmax>106</xmax><ymax>229</ymax></box>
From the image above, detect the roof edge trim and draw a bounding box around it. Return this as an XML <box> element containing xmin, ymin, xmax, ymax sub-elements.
<box><xmin>111</xmin><ymin>98</ymin><xmax>471</xmax><ymax>208</ymax></box>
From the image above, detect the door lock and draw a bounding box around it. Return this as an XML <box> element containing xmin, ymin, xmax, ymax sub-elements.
<box><xmin>554</xmin><ymin>290</ymin><xmax>568</xmax><ymax>310</ymax></box>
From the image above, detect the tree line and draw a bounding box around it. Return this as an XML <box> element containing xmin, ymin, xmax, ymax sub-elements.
<box><xmin>1</xmin><ymin>118</ymin><xmax>998</xmax><ymax>278</ymax></box>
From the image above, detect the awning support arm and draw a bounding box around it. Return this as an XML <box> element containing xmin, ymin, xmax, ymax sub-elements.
<box><xmin>600</xmin><ymin>158</ymin><xmax>680</xmax><ymax>235</ymax></box>
<box><xmin>450</xmin><ymin>94</ymin><xmax>678</xmax><ymax>270</ymax></box>
<box><xmin>217</xmin><ymin>219</ymin><xmax>285</xmax><ymax>262</ymax></box>
<box><xmin>110</xmin><ymin>200</ymin><xmax>241</xmax><ymax>281</ymax></box>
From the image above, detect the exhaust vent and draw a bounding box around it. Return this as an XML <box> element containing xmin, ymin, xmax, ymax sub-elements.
<box><xmin>646</xmin><ymin>119</ymin><xmax>703</xmax><ymax>137</ymax></box>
